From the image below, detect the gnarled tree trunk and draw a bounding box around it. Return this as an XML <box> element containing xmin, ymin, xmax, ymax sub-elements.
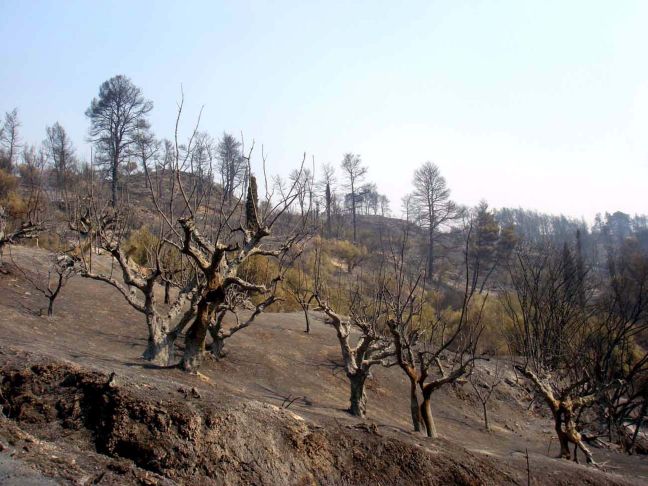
<box><xmin>181</xmin><ymin>301</ymin><xmax>212</xmax><ymax>372</ymax></box>
<box><xmin>143</xmin><ymin>313</ymin><xmax>175</xmax><ymax>366</ymax></box>
<box><xmin>349</xmin><ymin>372</ymin><xmax>368</xmax><ymax>417</ymax></box>
<box><xmin>420</xmin><ymin>388</ymin><xmax>438</xmax><ymax>438</ymax></box>
<box><xmin>207</xmin><ymin>310</ymin><xmax>227</xmax><ymax>359</ymax></box>
<box><xmin>409</xmin><ymin>377</ymin><xmax>423</xmax><ymax>433</ymax></box>
<box><xmin>164</xmin><ymin>281</ymin><xmax>171</xmax><ymax>304</ymax></box>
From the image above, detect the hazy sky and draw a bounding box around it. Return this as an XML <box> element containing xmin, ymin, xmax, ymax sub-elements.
<box><xmin>2</xmin><ymin>1</ymin><xmax>647</xmax><ymax>220</ymax></box>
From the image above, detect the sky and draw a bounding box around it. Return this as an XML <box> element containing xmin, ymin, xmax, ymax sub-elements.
<box><xmin>1</xmin><ymin>0</ymin><xmax>647</xmax><ymax>221</ymax></box>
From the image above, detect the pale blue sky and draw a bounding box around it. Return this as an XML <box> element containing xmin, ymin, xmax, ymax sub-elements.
<box><xmin>2</xmin><ymin>1</ymin><xmax>647</xmax><ymax>220</ymax></box>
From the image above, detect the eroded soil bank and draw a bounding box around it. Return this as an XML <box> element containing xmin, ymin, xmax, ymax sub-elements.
<box><xmin>0</xmin><ymin>353</ymin><xmax>518</xmax><ymax>485</ymax></box>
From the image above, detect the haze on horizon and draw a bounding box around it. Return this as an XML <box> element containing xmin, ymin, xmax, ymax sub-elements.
<box><xmin>1</xmin><ymin>0</ymin><xmax>647</xmax><ymax>221</ymax></box>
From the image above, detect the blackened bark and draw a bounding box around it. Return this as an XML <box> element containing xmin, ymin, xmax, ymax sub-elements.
<box><xmin>303</xmin><ymin>306</ymin><xmax>311</xmax><ymax>333</ymax></box>
<box><xmin>409</xmin><ymin>378</ymin><xmax>423</xmax><ymax>433</ymax></box>
<box><xmin>143</xmin><ymin>332</ymin><xmax>175</xmax><ymax>366</ymax></box>
<box><xmin>420</xmin><ymin>391</ymin><xmax>438</xmax><ymax>438</ymax></box>
<box><xmin>164</xmin><ymin>281</ymin><xmax>171</xmax><ymax>304</ymax></box>
<box><xmin>349</xmin><ymin>372</ymin><xmax>368</xmax><ymax>417</ymax></box>
<box><xmin>181</xmin><ymin>301</ymin><xmax>212</xmax><ymax>372</ymax></box>
<box><xmin>111</xmin><ymin>158</ymin><xmax>119</xmax><ymax>208</ymax></box>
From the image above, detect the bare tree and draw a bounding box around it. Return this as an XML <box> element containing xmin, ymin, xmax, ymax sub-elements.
<box><xmin>173</xmin><ymin>173</ymin><xmax>308</xmax><ymax>370</ymax></box>
<box><xmin>285</xmin><ymin>249</ymin><xmax>315</xmax><ymax>333</ymax></box>
<box><xmin>317</xmin><ymin>163</ymin><xmax>336</xmax><ymax>237</ymax></box>
<box><xmin>595</xmin><ymin>239</ymin><xmax>648</xmax><ymax>451</ymax></box>
<box><xmin>340</xmin><ymin>153</ymin><xmax>367</xmax><ymax>242</ymax></box>
<box><xmin>384</xmin><ymin>214</ymin><xmax>491</xmax><ymax>437</ymax></box>
<box><xmin>411</xmin><ymin>162</ymin><xmax>457</xmax><ymax>277</ymax></box>
<box><xmin>70</xmin><ymin>205</ymin><xmax>199</xmax><ymax>365</ymax></box>
<box><xmin>145</xmin><ymin>94</ymin><xmax>313</xmax><ymax>372</ymax></box>
<box><xmin>312</xmin><ymin>258</ymin><xmax>394</xmax><ymax>417</ymax></box>
<box><xmin>289</xmin><ymin>168</ymin><xmax>314</xmax><ymax>218</ymax></box>
<box><xmin>468</xmin><ymin>358</ymin><xmax>504</xmax><ymax>432</ymax></box>
<box><xmin>13</xmin><ymin>253</ymin><xmax>76</xmax><ymax>316</ymax></box>
<box><xmin>86</xmin><ymin>75</ymin><xmax>153</xmax><ymax>207</ymax></box>
<box><xmin>44</xmin><ymin>122</ymin><xmax>76</xmax><ymax>195</ymax></box>
<box><xmin>501</xmin><ymin>239</ymin><xmax>645</xmax><ymax>464</ymax></box>
<box><xmin>216</xmin><ymin>132</ymin><xmax>246</xmax><ymax>201</ymax></box>
<box><xmin>132</xmin><ymin>127</ymin><xmax>159</xmax><ymax>189</ymax></box>
<box><xmin>0</xmin><ymin>108</ymin><xmax>21</xmax><ymax>172</ymax></box>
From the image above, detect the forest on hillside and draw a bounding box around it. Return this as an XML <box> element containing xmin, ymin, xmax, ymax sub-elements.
<box><xmin>1</xmin><ymin>75</ymin><xmax>648</xmax><ymax>467</ymax></box>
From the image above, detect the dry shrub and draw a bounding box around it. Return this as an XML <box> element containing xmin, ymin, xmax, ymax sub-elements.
<box><xmin>0</xmin><ymin>168</ymin><xmax>18</xmax><ymax>196</ymax></box>
<box><xmin>322</xmin><ymin>238</ymin><xmax>367</xmax><ymax>273</ymax></box>
<box><xmin>124</xmin><ymin>227</ymin><xmax>158</xmax><ymax>266</ymax></box>
<box><xmin>3</xmin><ymin>191</ymin><xmax>27</xmax><ymax>219</ymax></box>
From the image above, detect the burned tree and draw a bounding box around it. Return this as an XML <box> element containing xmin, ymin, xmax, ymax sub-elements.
<box><xmin>285</xmin><ymin>248</ymin><xmax>316</xmax><ymax>333</ymax></box>
<box><xmin>12</xmin><ymin>253</ymin><xmax>76</xmax><ymax>316</ymax></box>
<box><xmin>384</xmin><ymin>212</ymin><xmax>493</xmax><ymax>437</ymax></box>
<box><xmin>502</xmin><ymin>237</ymin><xmax>647</xmax><ymax>464</ymax></box>
<box><xmin>172</xmin><ymin>172</ymin><xmax>307</xmax><ymax>371</ymax></box>
<box><xmin>216</xmin><ymin>132</ymin><xmax>246</xmax><ymax>201</ymax></box>
<box><xmin>0</xmin><ymin>108</ymin><xmax>21</xmax><ymax>172</ymax></box>
<box><xmin>503</xmin><ymin>241</ymin><xmax>599</xmax><ymax>462</ymax></box>
<box><xmin>410</xmin><ymin>162</ymin><xmax>457</xmax><ymax>278</ymax></box>
<box><xmin>595</xmin><ymin>239</ymin><xmax>648</xmax><ymax>452</ymax></box>
<box><xmin>312</xmin><ymin>269</ymin><xmax>394</xmax><ymax>417</ymax></box>
<box><xmin>340</xmin><ymin>153</ymin><xmax>367</xmax><ymax>243</ymax></box>
<box><xmin>468</xmin><ymin>359</ymin><xmax>504</xmax><ymax>432</ymax></box>
<box><xmin>86</xmin><ymin>75</ymin><xmax>153</xmax><ymax>207</ymax></box>
<box><xmin>147</xmin><ymin>94</ymin><xmax>312</xmax><ymax>372</ymax></box>
<box><xmin>0</xmin><ymin>206</ymin><xmax>43</xmax><ymax>252</ymax></box>
<box><xmin>70</xmin><ymin>204</ymin><xmax>199</xmax><ymax>365</ymax></box>
<box><xmin>44</xmin><ymin>122</ymin><xmax>76</xmax><ymax>193</ymax></box>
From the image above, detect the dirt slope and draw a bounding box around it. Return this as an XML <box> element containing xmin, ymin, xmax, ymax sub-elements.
<box><xmin>0</xmin><ymin>246</ymin><xmax>646</xmax><ymax>485</ymax></box>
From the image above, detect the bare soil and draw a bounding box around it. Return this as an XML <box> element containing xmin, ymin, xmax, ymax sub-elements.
<box><xmin>0</xmin><ymin>246</ymin><xmax>647</xmax><ymax>485</ymax></box>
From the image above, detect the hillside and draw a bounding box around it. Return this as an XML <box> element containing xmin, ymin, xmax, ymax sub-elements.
<box><xmin>0</xmin><ymin>246</ymin><xmax>647</xmax><ymax>485</ymax></box>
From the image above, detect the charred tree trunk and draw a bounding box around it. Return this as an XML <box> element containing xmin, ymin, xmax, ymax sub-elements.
<box><xmin>427</xmin><ymin>225</ymin><xmax>434</xmax><ymax>278</ymax></box>
<box><xmin>349</xmin><ymin>372</ymin><xmax>368</xmax><ymax>417</ymax></box>
<box><xmin>302</xmin><ymin>305</ymin><xmax>311</xmax><ymax>333</ymax></box>
<box><xmin>143</xmin><ymin>313</ymin><xmax>175</xmax><ymax>366</ymax></box>
<box><xmin>420</xmin><ymin>389</ymin><xmax>438</xmax><ymax>438</ymax></box>
<box><xmin>630</xmin><ymin>398</ymin><xmax>648</xmax><ymax>454</ymax></box>
<box><xmin>181</xmin><ymin>302</ymin><xmax>211</xmax><ymax>372</ymax></box>
<box><xmin>164</xmin><ymin>281</ymin><xmax>171</xmax><ymax>304</ymax></box>
<box><xmin>111</xmin><ymin>155</ymin><xmax>119</xmax><ymax>208</ymax></box>
<box><xmin>554</xmin><ymin>413</ymin><xmax>571</xmax><ymax>459</ymax></box>
<box><xmin>143</xmin><ymin>333</ymin><xmax>175</xmax><ymax>366</ymax></box>
<box><xmin>325</xmin><ymin>182</ymin><xmax>332</xmax><ymax>237</ymax></box>
<box><xmin>409</xmin><ymin>378</ymin><xmax>423</xmax><ymax>433</ymax></box>
<box><xmin>208</xmin><ymin>336</ymin><xmax>225</xmax><ymax>359</ymax></box>
<box><xmin>207</xmin><ymin>310</ymin><xmax>227</xmax><ymax>359</ymax></box>
<box><xmin>482</xmin><ymin>402</ymin><xmax>490</xmax><ymax>431</ymax></box>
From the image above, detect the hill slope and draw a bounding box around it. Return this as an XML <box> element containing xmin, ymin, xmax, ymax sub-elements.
<box><xmin>0</xmin><ymin>246</ymin><xmax>646</xmax><ymax>485</ymax></box>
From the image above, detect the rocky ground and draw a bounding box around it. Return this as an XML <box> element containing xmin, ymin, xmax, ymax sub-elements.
<box><xmin>0</xmin><ymin>246</ymin><xmax>646</xmax><ymax>485</ymax></box>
